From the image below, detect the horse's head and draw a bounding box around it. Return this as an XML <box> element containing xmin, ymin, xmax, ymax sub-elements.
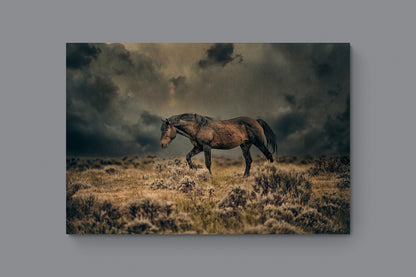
<box><xmin>160</xmin><ymin>119</ymin><xmax>177</xmax><ymax>149</ymax></box>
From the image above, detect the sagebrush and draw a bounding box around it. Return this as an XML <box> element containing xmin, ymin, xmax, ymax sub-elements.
<box><xmin>66</xmin><ymin>155</ymin><xmax>350</xmax><ymax>234</ymax></box>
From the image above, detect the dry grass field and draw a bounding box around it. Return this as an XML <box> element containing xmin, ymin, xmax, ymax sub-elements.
<box><xmin>66</xmin><ymin>155</ymin><xmax>350</xmax><ymax>234</ymax></box>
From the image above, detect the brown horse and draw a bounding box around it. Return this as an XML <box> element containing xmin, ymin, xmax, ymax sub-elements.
<box><xmin>160</xmin><ymin>113</ymin><xmax>278</xmax><ymax>177</ymax></box>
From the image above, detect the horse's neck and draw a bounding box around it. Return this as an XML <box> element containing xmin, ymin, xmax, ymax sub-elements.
<box><xmin>174</xmin><ymin>121</ymin><xmax>197</xmax><ymax>139</ymax></box>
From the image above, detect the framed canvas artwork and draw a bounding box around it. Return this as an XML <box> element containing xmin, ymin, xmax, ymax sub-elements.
<box><xmin>66</xmin><ymin>43</ymin><xmax>350</xmax><ymax>234</ymax></box>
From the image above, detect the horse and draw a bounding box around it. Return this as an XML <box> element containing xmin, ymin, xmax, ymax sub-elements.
<box><xmin>160</xmin><ymin>113</ymin><xmax>278</xmax><ymax>177</ymax></box>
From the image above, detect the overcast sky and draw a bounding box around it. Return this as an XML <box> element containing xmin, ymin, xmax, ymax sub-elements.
<box><xmin>66</xmin><ymin>43</ymin><xmax>349</xmax><ymax>157</ymax></box>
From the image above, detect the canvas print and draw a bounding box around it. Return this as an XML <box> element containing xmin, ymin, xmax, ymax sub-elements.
<box><xmin>66</xmin><ymin>43</ymin><xmax>350</xmax><ymax>234</ymax></box>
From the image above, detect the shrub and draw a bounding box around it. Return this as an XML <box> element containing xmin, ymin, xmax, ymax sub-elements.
<box><xmin>177</xmin><ymin>176</ymin><xmax>196</xmax><ymax>193</ymax></box>
<box><xmin>149</xmin><ymin>179</ymin><xmax>170</xmax><ymax>190</ymax></box>
<box><xmin>66</xmin><ymin>193</ymin><xmax>125</xmax><ymax>234</ymax></box>
<box><xmin>261</xmin><ymin>193</ymin><xmax>284</xmax><ymax>206</ymax></box>
<box><xmin>263</xmin><ymin>205</ymin><xmax>295</xmax><ymax>224</ymax></box>
<box><xmin>196</xmin><ymin>170</ymin><xmax>211</xmax><ymax>181</ymax></box>
<box><xmin>216</xmin><ymin>207</ymin><xmax>242</xmax><ymax>229</ymax></box>
<box><xmin>105</xmin><ymin>168</ymin><xmax>117</xmax><ymax>174</ymax></box>
<box><xmin>154</xmin><ymin>163</ymin><xmax>165</xmax><ymax>173</ymax></box>
<box><xmin>142</xmin><ymin>158</ymin><xmax>155</xmax><ymax>165</ymax></box>
<box><xmin>92</xmin><ymin>200</ymin><xmax>122</xmax><ymax>222</ymax></box>
<box><xmin>310</xmin><ymin>192</ymin><xmax>350</xmax><ymax>233</ymax></box>
<box><xmin>66</xmin><ymin>194</ymin><xmax>95</xmax><ymax>221</ymax></box>
<box><xmin>264</xmin><ymin>219</ymin><xmax>301</xmax><ymax>234</ymax></box>
<box><xmin>66</xmin><ymin>183</ymin><xmax>90</xmax><ymax>200</ymax></box>
<box><xmin>294</xmin><ymin>207</ymin><xmax>337</xmax><ymax>233</ymax></box>
<box><xmin>127</xmin><ymin>198</ymin><xmax>174</xmax><ymax>221</ymax></box>
<box><xmin>66</xmin><ymin>155</ymin><xmax>350</xmax><ymax>234</ymax></box>
<box><xmin>208</xmin><ymin>187</ymin><xmax>215</xmax><ymax>198</ymax></box>
<box><xmin>311</xmin><ymin>192</ymin><xmax>350</xmax><ymax>217</ymax></box>
<box><xmin>167</xmin><ymin>158</ymin><xmax>183</xmax><ymax>167</ymax></box>
<box><xmin>337</xmin><ymin>166</ymin><xmax>350</xmax><ymax>188</ymax></box>
<box><xmin>154</xmin><ymin>213</ymin><xmax>193</xmax><ymax>233</ymax></box>
<box><xmin>253</xmin><ymin>168</ymin><xmax>312</xmax><ymax>204</ymax></box>
<box><xmin>127</xmin><ymin>219</ymin><xmax>158</xmax><ymax>234</ymax></box>
<box><xmin>219</xmin><ymin>187</ymin><xmax>253</xmax><ymax>209</ymax></box>
<box><xmin>309</xmin><ymin>155</ymin><xmax>350</xmax><ymax>176</ymax></box>
<box><xmin>173</xmin><ymin>213</ymin><xmax>194</xmax><ymax>232</ymax></box>
<box><xmin>244</xmin><ymin>225</ymin><xmax>268</xmax><ymax>234</ymax></box>
<box><xmin>99</xmin><ymin>159</ymin><xmax>112</xmax><ymax>165</ymax></box>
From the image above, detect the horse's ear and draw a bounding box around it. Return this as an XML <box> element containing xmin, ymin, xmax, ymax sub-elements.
<box><xmin>161</xmin><ymin>119</ymin><xmax>165</xmax><ymax>123</ymax></box>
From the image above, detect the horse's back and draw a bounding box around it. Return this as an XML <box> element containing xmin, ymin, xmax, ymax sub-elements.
<box><xmin>224</xmin><ymin>116</ymin><xmax>260</xmax><ymax>126</ymax></box>
<box><xmin>229</xmin><ymin>117</ymin><xmax>265</xmax><ymax>141</ymax></box>
<box><xmin>205</xmin><ymin>117</ymin><xmax>264</xmax><ymax>149</ymax></box>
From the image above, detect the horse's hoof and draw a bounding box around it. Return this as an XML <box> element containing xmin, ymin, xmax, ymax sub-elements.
<box><xmin>243</xmin><ymin>174</ymin><xmax>250</xmax><ymax>178</ymax></box>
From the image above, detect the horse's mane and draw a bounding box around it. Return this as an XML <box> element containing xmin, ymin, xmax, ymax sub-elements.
<box><xmin>169</xmin><ymin>113</ymin><xmax>213</xmax><ymax>127</ymax></box>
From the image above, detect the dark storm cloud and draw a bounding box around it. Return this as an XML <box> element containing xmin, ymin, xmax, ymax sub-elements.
<box><xmin>169</xmin><ymin>75</ymin><xmax>188</xmax><ymax>98</ymax></box>
<box><xmin>140</xmin><ymin>110</ymin><xmax>161</xmax><ymax>125</ymax></box>
<box><xmin>66</xmin><ymin>43</ymin><xmax>101</xmax><ymax>69</ymax></box>
<box><xmin>66</xmin><ymin>43</ymin><xmax>168</xmax><ymax>157</ymax></box>
<box><xmin>121</xmin><ymin>111</ymin><xmax>162</xmax><ymax>153</ymax></box>
<box><xmin>235</xmin><ymin>54</ymin><xmax>244</xmax><ymax>64</ymax></box>
<box><xmin>294</xmin><ymin>97</ymin><xmax>350</xmax><ymax>155</ymax></box>
<box><xmin>255</xmin><ymin>43</ymin><xmax>350</xmax><ymax>155</ymax></box>
<box><xmin>322</xmin><ymin>97</ymin><xmax>350</xmax><ymax>153</ymax></box>
<box><xmin>94</xmin><ymin>43</ymin><xmax>161</xmax><ymax>84</ymax></box>
<box><xmin>198</xmin><ymin>43</ymin><xmax>241</xmax><ymax>68</ymax></box>
<box><xmin>269</xmin><ymin>43</ymin><xmax>349</xmax><ymax>85</ymax></box>
<box><xmin>284</xmin><ymin>94</ymin><xmax>296</xmax><ymax>105</ymax></box>
<box><xmin>272</xmin><ymin>112</ymin><xmax>306</xmax><ymax>138</ymax></box>
<box><xmin>327</xmin><ymin>89</ymin><xmax>339</xmax><ymax>96</ymax></box>
<box><xmin>169</xmin><ymin>76</ymin><xmax>186</xmax><ymax>87</ymax></box>
<box><xmin>67</xmin><ymin>43</ymin><xmax>349</xmax><ymax>157</ymax></box>
<box><xmin>67</xmin><ymin>109</ymin><xmax>162</xmax><ymax>157</ymax></box>
<box><xmin>67</xmin><ymin>72</ymin><xmax>119</xmax><ymax>113</ymax></box>
<box><xmin>314</xmin><ymin>62</ymin><xmax>331</xmax><ymax>78</ymax></box>
<box><xmin>67</xmin><ymin>113</ymin><xmax>125</xmax><ymax>157</ymax></box>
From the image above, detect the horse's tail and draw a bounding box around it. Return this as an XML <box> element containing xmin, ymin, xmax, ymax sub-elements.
<box><xmin>257</xmin><ymin>119</ymin><xmax>278</xmax><ymax>154</ymax></box>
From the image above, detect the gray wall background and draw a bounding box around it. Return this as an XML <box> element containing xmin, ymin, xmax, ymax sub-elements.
<box><xmin>0</xmin><ymin>0</ymin><xmax>415</xmax><ymax>276</ymax></box>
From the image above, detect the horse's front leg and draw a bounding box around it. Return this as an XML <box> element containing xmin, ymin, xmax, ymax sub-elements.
<box><xmin>186</xmin><ymin>146</ymin><xmax>202</xmax><ymax>169</ymax></box>
<box><xmin>203</xmin><ymin>144</ymin><xmax>212</xmax><ymax>174</ymax></box>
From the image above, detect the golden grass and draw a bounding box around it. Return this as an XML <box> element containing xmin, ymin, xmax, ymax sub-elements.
<box><xmin>66</xmin><ymin>155</ymin><xmax>350</xmax><ymax>234</ymax></box>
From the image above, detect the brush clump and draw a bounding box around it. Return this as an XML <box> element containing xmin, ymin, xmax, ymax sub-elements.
<box><xmin>66</xmin><ymin>155</ymin><xmax>350</xmax><ymax>234</ymax></box>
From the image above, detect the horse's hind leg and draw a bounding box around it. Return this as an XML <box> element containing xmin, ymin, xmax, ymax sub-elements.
<box><xmin>203</xmin><ymin>144</ymin><xmax>212</xmax><ymax>174</ymax></box>
<box><xmin>186</xmin><ymin>146</ymin><xmax>202</xmax><ymax>169</ymax></box>
<box><xmin>240</xmin><ymin>143</ymin><xmax>252</xmax><ymax>177</ymax></box>
<box><xmin>254</xmin><ymin>142</ymin><xmax>274</xmax><ymax>162</ymax></box>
